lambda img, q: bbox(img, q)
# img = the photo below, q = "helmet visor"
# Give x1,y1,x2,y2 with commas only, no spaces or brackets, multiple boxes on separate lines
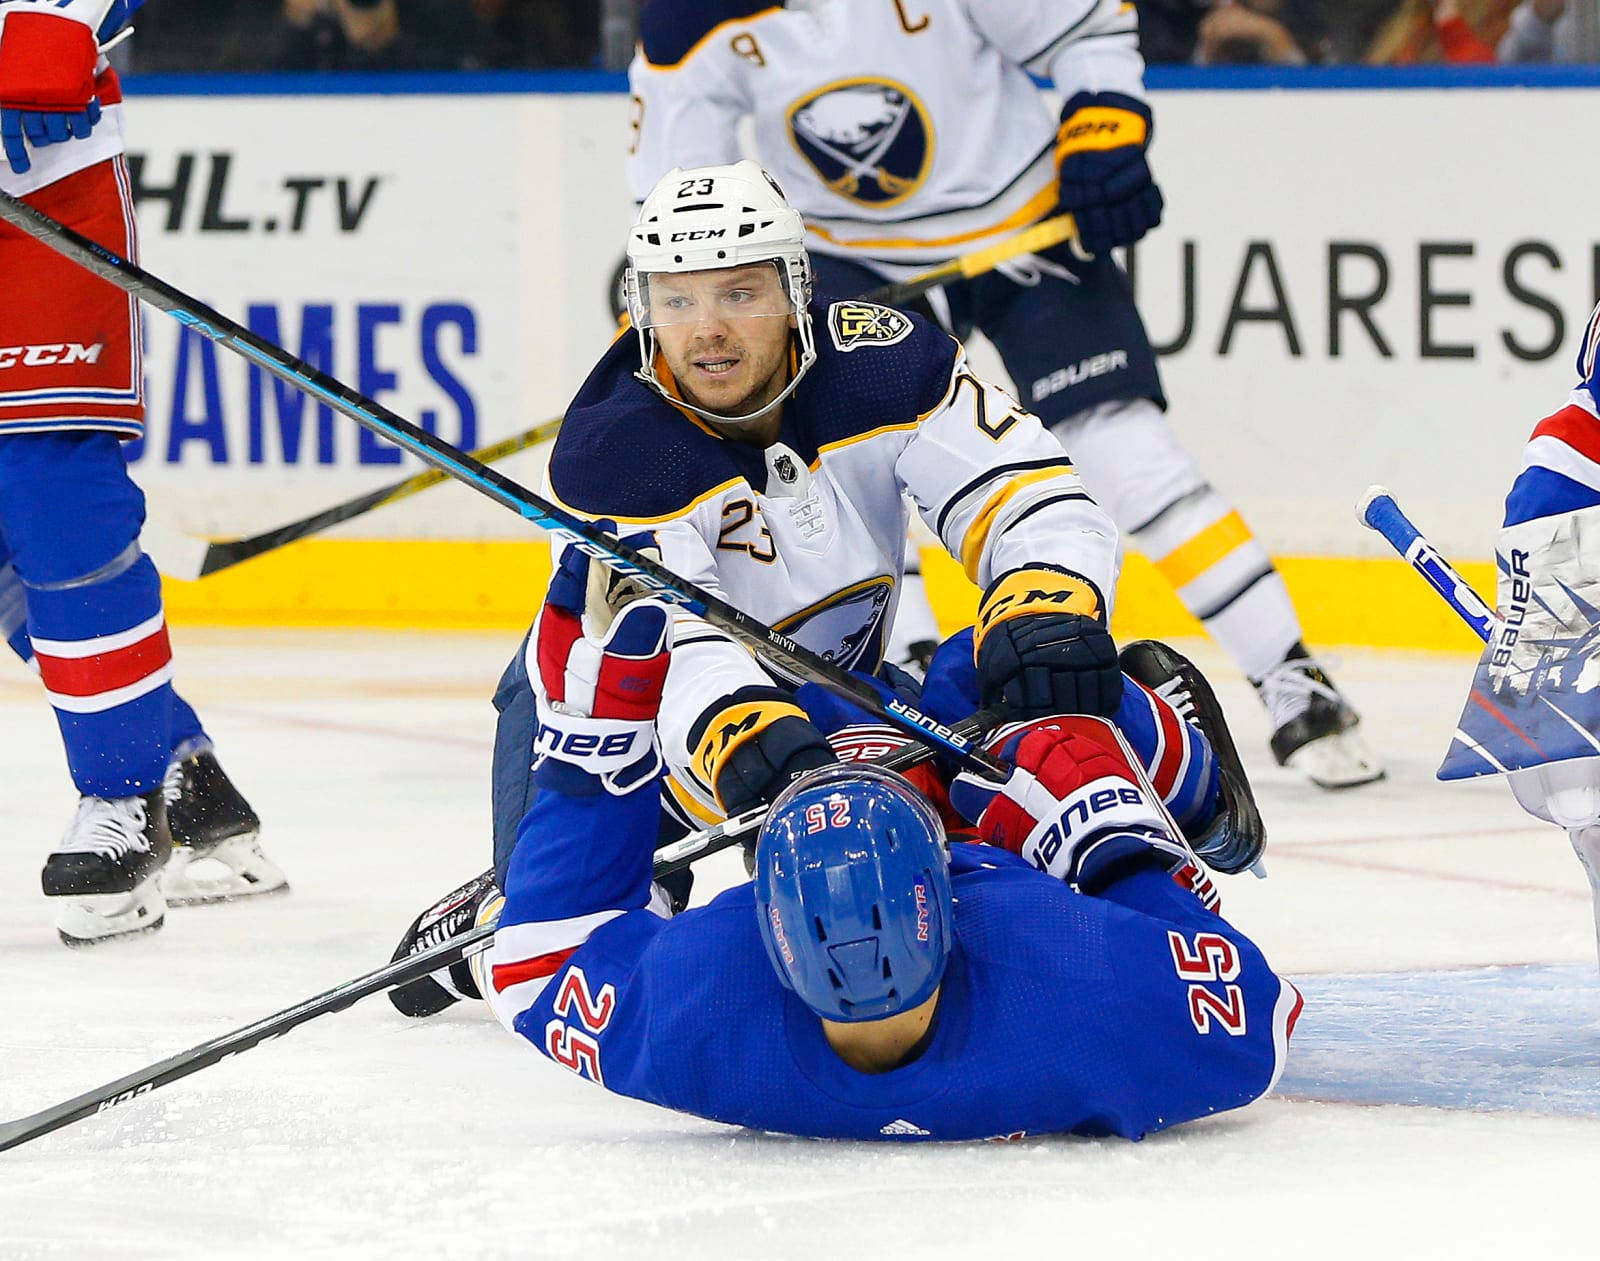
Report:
633,262,799,330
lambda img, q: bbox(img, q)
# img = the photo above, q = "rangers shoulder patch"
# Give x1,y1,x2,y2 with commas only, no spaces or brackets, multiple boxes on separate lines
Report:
828,301,913,353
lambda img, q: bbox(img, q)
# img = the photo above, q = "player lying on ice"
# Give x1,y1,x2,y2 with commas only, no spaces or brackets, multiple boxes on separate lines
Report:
432,544,1300,1142
479,159,1261,913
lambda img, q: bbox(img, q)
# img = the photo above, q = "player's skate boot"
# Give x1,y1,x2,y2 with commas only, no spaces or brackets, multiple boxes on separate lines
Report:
160,748,288,905
1252,643,1384,790
1119,639,1266,875
388,870,501,1018
41,791,173,946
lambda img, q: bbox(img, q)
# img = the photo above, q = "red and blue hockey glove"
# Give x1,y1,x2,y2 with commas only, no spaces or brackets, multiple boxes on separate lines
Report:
1055,90,1164,255
0,1,139,175
973,565,1120,720
531,524,672,797
951,715,1193,894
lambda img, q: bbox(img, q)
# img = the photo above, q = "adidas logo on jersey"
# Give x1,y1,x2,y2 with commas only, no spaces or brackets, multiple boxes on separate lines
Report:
879,1118,930,1136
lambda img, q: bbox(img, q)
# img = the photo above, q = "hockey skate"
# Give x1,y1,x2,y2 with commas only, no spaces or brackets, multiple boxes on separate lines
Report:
1252,643,1384,790
1119,639,1266,875
42,791,172,946
160,748,288,905
388,870,501,1018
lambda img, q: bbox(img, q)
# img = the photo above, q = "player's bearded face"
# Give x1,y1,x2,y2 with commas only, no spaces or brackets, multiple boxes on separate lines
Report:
645,264,796,419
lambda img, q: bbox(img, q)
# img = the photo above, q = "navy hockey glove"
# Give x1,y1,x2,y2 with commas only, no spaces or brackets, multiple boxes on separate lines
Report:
973,566,1120,720
531,528,672,797
1054,91,1164,255
953,716,1192,894
688,685,837,815
0,2,138,175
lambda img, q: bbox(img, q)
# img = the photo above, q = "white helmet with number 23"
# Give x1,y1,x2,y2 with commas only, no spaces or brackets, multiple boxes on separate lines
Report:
626,160,816,427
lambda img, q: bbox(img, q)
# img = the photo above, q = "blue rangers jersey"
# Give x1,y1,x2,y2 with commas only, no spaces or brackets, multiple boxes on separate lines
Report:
547,299,1118,823
481,758,1300,1142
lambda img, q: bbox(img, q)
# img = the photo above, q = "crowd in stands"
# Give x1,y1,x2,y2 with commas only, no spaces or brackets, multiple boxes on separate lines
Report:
1139,0,1599,65
114,0,1599,72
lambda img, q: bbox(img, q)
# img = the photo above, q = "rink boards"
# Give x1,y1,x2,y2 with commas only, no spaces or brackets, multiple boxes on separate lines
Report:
108,72,1599,644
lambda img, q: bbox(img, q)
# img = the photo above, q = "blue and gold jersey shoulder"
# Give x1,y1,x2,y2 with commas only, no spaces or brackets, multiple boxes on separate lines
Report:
638,0,786,67
551,335,744,522
786,297,959,462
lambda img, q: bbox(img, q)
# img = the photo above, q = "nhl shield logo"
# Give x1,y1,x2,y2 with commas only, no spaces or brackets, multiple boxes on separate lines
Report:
828,302,913,354
786,78,933,208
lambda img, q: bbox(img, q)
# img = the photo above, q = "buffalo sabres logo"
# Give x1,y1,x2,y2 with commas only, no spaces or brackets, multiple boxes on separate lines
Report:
786,78,933,208
775,577,895,672
829,302,913,354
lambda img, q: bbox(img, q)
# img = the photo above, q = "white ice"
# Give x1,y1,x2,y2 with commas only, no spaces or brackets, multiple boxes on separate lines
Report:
2,631,1597,1260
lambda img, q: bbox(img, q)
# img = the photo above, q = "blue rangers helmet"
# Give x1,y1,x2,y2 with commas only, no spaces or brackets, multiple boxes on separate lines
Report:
754,764,953,1023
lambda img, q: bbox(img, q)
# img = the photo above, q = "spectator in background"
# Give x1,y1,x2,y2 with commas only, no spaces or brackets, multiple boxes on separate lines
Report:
1136,1,1328,64
280,0,487,70
1364,1,1516,63
1499,0,1600,59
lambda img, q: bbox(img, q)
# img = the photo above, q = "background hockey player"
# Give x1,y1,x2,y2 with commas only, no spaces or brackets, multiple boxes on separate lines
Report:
467,541,1299,1141
1438,300,1600,967
627,0,1381,790
0,0,284,943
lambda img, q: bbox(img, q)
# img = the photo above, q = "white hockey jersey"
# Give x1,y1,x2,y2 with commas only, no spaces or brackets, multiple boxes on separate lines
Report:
627,0,1145,268
544,300,1119,821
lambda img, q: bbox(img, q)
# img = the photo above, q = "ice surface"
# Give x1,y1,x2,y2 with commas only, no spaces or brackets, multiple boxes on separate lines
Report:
2,631,1596,1259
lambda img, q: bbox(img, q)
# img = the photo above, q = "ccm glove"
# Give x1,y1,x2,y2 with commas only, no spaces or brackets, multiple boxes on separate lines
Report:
973,565,1120,720
1054,90,1164,255
531,527,672,797
0,1,139,175
688,685,836,815
953,715,1191,894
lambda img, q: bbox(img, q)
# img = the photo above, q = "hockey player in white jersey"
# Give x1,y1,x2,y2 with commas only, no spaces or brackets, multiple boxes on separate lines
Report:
392,159,1267,1019
626,0,1381,789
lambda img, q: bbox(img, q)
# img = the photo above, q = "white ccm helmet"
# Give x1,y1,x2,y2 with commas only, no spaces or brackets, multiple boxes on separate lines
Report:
626,160,817,428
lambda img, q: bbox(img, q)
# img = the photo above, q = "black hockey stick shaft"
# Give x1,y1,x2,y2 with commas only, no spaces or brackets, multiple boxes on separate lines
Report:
0,921,492,1154
170,215,1078,575
0,190,1004,777
0,711,996,1153
196,419,562,576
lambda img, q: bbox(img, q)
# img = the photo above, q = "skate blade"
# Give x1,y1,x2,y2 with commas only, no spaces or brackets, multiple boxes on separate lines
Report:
1284,728,1387,790
54,881,166,947
162,835,290,906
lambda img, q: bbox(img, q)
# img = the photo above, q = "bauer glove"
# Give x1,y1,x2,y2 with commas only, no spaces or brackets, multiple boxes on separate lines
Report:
530,525,672,797
1054,90,1164,255
952,715,1193,894
0,1,139,175
973,565,1120,720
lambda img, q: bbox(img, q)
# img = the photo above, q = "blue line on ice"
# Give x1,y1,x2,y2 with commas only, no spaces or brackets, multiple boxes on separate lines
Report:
1277,964,1600,1116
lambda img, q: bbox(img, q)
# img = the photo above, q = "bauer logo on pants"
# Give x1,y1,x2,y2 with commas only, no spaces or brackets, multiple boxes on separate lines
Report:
828,302,912,353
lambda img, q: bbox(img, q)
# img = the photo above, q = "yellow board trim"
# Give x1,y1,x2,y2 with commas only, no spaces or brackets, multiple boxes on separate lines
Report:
1152,511,1254,589
159,539,1495,653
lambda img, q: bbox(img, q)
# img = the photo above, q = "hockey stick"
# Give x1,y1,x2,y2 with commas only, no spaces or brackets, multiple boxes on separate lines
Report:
144,215,1079,580
0,710,995,1153
867,212,1078,308
144,419,564,581
1356,485,1496,643
0,190,1006,777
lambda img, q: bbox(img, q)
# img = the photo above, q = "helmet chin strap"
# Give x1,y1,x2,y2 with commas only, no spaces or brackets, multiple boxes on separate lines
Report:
635,326,818,433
